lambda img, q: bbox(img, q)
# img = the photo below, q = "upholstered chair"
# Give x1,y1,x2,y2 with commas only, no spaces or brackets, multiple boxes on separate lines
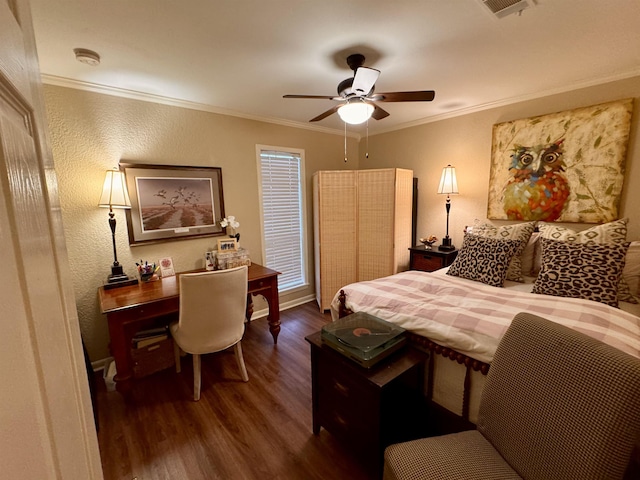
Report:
383,312,640,480
170,266,249,401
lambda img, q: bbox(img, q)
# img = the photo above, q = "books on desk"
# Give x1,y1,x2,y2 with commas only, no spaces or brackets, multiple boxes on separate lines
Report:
132,326,169,349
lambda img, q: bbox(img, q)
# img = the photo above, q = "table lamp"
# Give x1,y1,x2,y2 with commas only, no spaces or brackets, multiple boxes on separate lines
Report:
437,164,458,251
99,167,137,288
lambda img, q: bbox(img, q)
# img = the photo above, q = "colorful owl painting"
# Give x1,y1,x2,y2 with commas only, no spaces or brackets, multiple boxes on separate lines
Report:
503,138,570,222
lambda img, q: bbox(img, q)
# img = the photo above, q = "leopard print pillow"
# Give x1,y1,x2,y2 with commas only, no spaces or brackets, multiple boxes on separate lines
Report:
532,238,629,308
447,234,524,287
470,221,535,282
537,219,637,304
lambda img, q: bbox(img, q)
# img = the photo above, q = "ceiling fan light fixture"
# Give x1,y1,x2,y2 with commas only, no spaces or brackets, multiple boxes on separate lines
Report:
337,99,374,125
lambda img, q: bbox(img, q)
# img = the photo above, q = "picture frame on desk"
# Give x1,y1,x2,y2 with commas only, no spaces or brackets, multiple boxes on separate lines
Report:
159,257,175,277
120,162,227,245
217,238,238,252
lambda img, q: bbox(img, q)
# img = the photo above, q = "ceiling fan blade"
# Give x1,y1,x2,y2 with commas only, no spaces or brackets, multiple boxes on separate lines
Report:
352,67,380,96
370,91,435,102
283,94,341,100
371,103,390,120
309,105,340,122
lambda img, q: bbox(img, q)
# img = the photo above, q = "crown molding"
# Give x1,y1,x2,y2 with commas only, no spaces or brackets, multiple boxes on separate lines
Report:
371,68,640,136
41,74,361,140
42,67,640,141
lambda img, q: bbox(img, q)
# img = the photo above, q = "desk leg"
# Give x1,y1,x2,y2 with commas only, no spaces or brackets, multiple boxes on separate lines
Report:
265,281,280,344
107,315,135,401
246,293,254,322
247,284,280,344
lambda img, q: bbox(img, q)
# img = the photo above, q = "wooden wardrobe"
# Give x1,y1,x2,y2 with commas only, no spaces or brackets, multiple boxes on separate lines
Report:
313,168,414,311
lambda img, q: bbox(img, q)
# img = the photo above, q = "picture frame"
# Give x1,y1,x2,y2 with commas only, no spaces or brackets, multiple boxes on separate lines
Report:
217,238,238,252
120,163,226,245
487,99,633,224
158,257,175,277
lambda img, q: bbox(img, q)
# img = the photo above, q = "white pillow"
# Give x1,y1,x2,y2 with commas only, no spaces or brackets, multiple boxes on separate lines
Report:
622,241,640,296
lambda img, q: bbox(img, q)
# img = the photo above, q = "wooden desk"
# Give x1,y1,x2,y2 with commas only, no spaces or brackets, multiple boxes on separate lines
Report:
98,263,280,397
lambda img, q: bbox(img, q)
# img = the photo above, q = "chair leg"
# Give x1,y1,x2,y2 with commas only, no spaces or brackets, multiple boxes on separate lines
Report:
234,341,249,382
173,340,182,373
192,354,201,401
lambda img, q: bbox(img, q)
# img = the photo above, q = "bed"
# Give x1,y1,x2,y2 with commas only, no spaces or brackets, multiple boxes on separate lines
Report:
330,220,640,427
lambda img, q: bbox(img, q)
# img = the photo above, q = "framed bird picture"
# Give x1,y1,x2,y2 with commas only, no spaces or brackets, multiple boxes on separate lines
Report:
487,98,633,224
120,163,227,245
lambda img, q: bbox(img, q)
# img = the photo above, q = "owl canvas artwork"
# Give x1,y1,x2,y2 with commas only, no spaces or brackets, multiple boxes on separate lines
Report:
503,138,570,222
487,99,633,223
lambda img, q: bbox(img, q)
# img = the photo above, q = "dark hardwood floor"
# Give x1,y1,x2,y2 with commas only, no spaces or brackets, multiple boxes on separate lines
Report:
96,301,377,480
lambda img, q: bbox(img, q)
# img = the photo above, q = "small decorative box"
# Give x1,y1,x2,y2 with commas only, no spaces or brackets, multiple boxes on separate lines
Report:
216,247,251,270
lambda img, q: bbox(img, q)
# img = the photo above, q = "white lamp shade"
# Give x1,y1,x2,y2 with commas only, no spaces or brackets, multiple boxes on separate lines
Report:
337,100,374,125
99,169,131,208
437,165,459,195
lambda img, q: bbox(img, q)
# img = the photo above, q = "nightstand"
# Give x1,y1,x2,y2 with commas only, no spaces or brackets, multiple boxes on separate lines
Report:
409,246,458,272
306,331,428,476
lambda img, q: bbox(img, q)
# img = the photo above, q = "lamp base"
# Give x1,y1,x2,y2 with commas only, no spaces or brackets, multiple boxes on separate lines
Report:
104,276,139,290
108,272,130,283
105,264,138,289
439,236,456,251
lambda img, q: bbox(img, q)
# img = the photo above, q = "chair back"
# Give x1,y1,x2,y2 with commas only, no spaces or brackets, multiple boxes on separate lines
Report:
176,266,248,354
477,312,640,480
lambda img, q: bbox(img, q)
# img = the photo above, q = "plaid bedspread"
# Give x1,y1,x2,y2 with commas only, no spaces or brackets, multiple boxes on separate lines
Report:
330,270,640,363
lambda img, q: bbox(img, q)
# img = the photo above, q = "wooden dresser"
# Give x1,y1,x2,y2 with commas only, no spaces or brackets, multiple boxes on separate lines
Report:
306,331,427,475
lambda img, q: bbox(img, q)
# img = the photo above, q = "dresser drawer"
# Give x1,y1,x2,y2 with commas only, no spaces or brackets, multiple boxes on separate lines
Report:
412,253,444,272
317,373,378,452
316,351,380,443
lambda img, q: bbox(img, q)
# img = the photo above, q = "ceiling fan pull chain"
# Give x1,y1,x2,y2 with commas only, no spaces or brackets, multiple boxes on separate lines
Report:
344,121,348,162
366,118,369,159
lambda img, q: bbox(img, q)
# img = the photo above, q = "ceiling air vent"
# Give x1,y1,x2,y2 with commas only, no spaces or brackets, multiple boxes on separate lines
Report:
480,0,534,19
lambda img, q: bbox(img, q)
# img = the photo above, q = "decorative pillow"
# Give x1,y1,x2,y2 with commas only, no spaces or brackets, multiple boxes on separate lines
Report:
537,219,637,304
520,231,539,277
538,218,628,244
469,222,536,282
622,241,640,298
447,234,524,287
532,238,629,308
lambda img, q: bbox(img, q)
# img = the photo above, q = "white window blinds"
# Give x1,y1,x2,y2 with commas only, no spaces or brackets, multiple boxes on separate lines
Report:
258,149,306,291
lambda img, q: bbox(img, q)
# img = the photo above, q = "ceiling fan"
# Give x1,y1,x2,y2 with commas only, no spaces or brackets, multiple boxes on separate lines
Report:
283,53,435,124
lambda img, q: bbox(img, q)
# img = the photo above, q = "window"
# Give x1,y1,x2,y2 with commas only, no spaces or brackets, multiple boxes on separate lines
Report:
257,146,307,292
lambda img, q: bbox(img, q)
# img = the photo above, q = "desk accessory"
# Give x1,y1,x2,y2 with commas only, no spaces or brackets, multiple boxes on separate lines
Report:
159,257,175,277
99,167,138,289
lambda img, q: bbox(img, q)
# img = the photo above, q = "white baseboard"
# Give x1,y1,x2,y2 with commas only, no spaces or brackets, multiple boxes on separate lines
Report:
91,356,113,373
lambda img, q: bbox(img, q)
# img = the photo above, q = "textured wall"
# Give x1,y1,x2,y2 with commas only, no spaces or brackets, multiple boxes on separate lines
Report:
43,85,358,361
360,76,640,245
44,76,640,362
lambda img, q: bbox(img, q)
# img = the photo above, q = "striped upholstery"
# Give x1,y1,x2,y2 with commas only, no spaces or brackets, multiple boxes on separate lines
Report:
384,312,640,480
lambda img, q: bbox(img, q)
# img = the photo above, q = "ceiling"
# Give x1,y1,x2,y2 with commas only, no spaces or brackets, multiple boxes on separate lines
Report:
29,0,640,136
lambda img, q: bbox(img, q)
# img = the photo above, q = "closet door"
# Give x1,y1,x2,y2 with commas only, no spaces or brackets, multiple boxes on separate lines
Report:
357,168,413,281
313,170,357,311
357,169,396,281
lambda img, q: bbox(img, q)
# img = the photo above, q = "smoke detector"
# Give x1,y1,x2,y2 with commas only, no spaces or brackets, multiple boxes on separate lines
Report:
74,48,100,66
479,0,535,19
